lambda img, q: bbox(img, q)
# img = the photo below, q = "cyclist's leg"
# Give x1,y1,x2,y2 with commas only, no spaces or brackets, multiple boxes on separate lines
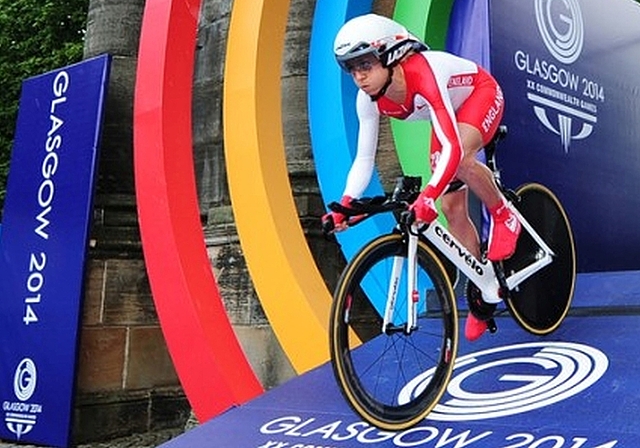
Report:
456,86,520,261
441,188,480,258
430,130,481,259
456,123,502,212
435,120,501,259
438,125,501,341
454,80,504,212
439,173,495,341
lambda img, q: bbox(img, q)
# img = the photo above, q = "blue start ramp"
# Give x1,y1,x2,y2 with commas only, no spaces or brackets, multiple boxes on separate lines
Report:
160,272,640,448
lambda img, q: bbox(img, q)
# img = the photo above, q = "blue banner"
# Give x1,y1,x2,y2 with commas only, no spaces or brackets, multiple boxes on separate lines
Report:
0,54,110,447
489,0,640,272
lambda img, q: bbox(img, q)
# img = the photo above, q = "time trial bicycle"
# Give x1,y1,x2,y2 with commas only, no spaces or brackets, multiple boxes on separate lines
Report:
322,125,576,431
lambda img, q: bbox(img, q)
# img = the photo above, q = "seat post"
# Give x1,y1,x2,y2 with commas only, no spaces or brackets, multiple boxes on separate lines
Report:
485,124,507,185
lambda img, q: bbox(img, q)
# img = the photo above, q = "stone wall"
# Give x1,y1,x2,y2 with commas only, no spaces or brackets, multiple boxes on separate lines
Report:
71,0,400,443
73,0,190,442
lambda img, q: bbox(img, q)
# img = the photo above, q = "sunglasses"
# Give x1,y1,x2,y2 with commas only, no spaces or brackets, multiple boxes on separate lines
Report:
345,57,379,74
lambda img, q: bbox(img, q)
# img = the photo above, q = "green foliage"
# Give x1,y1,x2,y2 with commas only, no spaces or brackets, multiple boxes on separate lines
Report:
0,0,87,214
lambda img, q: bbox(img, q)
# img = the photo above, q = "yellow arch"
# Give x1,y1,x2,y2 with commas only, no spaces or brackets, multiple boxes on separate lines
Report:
223,0,331,372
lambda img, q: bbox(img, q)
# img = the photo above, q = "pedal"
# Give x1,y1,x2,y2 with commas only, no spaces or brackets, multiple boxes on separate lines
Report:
487,318,498,334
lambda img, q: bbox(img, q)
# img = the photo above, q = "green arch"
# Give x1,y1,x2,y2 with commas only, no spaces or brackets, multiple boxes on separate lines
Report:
392,0,454,185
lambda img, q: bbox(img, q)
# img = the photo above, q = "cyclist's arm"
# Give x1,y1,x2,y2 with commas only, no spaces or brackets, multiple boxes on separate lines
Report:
342,90,380,199
411,55,464,200
427,100,463,199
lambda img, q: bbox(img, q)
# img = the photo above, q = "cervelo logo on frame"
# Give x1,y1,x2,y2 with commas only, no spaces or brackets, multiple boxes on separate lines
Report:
516,0,603,152
398,342,608,421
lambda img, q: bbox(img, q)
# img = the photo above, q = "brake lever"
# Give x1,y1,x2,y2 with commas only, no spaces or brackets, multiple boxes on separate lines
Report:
400,210,415,226
400,209,428,235
321,213,335,235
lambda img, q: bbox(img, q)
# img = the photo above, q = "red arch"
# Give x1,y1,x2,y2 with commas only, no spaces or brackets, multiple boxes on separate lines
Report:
133,0,263,421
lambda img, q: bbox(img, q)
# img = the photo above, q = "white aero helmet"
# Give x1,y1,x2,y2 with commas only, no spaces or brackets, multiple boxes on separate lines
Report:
333,13,428,71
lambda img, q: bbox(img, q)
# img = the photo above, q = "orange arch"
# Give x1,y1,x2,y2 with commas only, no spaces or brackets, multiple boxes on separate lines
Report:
223,0,332,373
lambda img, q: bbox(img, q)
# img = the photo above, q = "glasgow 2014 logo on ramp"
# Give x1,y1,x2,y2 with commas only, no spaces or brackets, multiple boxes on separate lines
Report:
398,342,608,421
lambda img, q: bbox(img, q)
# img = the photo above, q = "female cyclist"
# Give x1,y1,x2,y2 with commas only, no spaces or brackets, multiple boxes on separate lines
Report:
325,13,521,341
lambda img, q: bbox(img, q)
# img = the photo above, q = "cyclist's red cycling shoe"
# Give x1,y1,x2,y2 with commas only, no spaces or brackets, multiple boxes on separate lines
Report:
465,313,488,341
487,205,521,261
465,284,497,341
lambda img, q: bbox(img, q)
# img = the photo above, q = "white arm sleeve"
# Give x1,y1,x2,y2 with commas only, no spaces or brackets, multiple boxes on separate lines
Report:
343,90,380,199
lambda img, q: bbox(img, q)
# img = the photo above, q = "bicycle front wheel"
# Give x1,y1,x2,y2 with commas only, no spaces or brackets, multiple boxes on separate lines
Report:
329,233,458,430
504,183,576,335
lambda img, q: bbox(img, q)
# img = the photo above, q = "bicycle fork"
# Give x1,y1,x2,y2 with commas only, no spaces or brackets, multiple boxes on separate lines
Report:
382,225,420,335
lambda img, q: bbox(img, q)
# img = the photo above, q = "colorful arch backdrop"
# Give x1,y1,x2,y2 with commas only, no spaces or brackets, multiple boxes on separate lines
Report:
225,0,456,374
133,0,470,423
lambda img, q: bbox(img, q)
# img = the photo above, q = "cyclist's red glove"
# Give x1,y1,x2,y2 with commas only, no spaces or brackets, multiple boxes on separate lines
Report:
410,187,438,223
323,195,353,231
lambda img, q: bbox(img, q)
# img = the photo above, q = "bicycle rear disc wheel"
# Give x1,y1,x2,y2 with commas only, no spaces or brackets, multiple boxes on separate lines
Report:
329,233,458,430
503,183,576,335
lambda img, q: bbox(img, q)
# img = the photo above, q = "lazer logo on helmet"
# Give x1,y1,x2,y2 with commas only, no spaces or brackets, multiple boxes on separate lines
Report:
384,42,414,67
435,225,486,275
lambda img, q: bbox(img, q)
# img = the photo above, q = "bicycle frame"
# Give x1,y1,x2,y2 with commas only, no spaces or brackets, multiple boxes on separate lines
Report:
425,202,555,303
381,201,556,333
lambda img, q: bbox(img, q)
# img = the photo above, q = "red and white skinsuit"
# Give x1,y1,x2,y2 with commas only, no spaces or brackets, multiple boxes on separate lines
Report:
342,50,504,202
336,50,517,342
